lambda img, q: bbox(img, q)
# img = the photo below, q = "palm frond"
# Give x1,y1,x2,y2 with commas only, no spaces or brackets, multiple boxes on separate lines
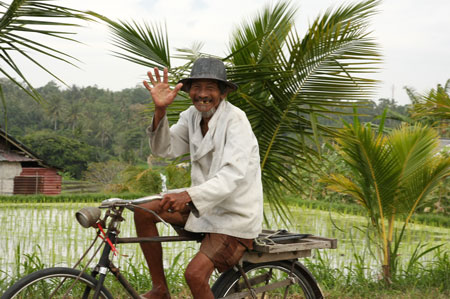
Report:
224,0,381,208
335,122,399,217
389,124,438,181
390,125,450,216
402,156,450,224
0,0,92,101
89,12,170,70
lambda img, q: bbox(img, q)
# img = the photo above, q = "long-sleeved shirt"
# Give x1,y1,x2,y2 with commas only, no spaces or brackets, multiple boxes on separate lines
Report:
148,100,263,239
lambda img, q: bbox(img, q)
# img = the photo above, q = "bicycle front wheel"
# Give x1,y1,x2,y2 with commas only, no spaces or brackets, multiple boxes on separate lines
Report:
211,260,323,299
1,267,113,299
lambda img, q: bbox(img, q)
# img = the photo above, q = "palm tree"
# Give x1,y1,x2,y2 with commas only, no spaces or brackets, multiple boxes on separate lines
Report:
405,79,450,137
0,0,91,103
91,0,382,215
43,94,63,130
322,121,450,282
65,100,83,132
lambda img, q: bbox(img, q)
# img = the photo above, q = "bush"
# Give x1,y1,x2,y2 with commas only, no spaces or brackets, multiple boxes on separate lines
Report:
165,164,191,190
21,130,98,179
83,161,129,186
118,166,163,194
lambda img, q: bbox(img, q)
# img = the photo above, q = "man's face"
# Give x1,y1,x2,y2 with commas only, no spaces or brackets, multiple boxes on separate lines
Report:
189,79,224,116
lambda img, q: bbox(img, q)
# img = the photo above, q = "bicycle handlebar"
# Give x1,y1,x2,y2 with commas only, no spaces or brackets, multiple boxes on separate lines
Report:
100,194,163,207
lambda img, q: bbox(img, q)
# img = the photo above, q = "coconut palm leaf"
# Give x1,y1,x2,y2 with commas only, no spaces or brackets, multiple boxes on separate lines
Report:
0,0,91,102
411,80,450,119
324,121,399,227
377,124,439,238
406,80,450,136
225,0,381,211
88,11,171,70
323,121,450,281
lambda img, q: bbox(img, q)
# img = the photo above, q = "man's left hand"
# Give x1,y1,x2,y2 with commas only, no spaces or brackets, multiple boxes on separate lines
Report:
160,191,192,213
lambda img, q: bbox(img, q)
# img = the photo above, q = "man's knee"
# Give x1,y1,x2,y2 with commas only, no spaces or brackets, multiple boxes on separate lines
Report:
134,200,161,224
185,253,214,287
184,266,201,286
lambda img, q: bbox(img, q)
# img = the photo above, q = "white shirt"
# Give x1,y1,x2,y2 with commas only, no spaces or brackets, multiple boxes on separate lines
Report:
148,100,263,239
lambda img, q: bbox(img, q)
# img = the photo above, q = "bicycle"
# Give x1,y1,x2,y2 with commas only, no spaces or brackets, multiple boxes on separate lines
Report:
1,195,337,298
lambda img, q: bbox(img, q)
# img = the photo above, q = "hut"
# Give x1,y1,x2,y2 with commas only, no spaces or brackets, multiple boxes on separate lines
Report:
0,128,61,195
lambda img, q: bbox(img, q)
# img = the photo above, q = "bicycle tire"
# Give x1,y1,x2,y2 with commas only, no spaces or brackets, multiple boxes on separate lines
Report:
1,267,113,299
211,260,323,299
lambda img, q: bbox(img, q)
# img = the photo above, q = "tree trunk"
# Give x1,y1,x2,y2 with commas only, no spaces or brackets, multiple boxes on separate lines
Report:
382,265,392,284
382,241,392,284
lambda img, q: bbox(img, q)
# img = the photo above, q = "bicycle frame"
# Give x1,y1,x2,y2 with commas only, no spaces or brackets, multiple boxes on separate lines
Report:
77,198,201,299
71,196,331,299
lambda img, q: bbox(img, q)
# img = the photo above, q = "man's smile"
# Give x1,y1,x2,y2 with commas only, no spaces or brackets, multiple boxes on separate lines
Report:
193,98,213,104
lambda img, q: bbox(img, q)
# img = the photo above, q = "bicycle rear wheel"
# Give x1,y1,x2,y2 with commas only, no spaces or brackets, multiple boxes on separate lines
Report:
211,260,323,299
1,267,113,299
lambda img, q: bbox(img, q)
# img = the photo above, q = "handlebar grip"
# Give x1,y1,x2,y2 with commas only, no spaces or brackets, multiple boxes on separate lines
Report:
101,194,164,207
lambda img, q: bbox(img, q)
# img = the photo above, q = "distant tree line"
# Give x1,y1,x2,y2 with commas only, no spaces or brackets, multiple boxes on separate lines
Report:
1,79,152,178
0,78,411,179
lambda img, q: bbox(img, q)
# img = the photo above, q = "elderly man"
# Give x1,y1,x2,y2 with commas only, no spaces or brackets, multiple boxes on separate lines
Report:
135,57,263,299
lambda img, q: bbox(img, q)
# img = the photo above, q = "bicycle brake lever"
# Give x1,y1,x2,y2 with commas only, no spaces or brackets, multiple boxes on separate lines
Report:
132,205,170,227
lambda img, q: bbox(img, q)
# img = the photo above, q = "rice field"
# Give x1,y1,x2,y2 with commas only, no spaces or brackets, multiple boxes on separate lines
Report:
0,202,448,282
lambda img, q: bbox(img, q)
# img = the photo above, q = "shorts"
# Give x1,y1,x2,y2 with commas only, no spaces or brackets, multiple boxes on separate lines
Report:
200,233,253,273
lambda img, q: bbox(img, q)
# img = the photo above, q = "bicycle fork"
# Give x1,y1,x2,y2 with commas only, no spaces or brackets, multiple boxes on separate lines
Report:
83,231,114,299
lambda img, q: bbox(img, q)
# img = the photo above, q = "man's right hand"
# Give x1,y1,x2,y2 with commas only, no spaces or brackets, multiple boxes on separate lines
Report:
144,67,183,130
143,67,183,109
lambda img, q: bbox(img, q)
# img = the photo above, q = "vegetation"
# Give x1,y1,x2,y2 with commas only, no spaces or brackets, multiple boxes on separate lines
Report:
0,79,153,178
322,121,450,282
21,130,98,178
0,0,91,105
405,79,450,137
0,192,146,203
1,227,448,298
306,249,449,298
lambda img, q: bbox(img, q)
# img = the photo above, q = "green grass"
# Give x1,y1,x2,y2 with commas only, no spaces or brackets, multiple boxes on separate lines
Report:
0,193,147,203
1,246,448,298
304,248,449,298
283,195,450,228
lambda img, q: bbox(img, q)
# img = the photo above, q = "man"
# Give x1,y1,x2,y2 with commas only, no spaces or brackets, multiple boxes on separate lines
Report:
135,57,263,299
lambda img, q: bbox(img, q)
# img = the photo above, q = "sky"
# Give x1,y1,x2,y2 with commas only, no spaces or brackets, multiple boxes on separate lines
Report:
7,0,450,105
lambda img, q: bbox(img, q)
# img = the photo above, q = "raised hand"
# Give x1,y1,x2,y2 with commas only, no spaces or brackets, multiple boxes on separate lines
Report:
143,67,183,109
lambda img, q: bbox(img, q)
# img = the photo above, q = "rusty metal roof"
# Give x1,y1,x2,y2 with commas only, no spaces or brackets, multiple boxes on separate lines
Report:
0,128,55,168
0,150,38,162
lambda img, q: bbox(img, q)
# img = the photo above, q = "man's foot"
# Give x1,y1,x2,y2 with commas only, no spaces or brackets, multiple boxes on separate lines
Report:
140,288,171,299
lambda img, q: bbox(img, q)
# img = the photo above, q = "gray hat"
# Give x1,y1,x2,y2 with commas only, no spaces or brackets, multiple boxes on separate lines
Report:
178,57,238,93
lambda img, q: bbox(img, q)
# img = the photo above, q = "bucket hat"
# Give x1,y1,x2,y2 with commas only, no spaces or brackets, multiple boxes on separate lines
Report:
178,57,238,92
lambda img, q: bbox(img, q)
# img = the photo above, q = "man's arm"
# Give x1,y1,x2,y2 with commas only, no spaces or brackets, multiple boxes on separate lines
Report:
152,107,167,132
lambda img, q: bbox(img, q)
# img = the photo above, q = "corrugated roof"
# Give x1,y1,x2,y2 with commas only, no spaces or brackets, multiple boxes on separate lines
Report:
0,150,37,162
0,128,58,169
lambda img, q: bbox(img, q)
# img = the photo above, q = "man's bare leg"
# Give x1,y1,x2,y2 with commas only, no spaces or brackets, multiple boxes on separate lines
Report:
134,200,187,299
184,252,215,299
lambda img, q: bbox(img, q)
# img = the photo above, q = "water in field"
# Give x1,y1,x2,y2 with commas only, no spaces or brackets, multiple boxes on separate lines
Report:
0,202,448,280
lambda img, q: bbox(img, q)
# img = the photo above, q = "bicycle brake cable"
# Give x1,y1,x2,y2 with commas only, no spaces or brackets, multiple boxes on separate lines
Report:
97,222,118,256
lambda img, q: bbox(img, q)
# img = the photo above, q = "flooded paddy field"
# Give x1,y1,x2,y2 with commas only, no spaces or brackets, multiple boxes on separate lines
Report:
0,202,448,278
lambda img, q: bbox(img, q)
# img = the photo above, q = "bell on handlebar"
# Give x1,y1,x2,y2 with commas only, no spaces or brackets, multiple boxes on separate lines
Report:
76,207,101,228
